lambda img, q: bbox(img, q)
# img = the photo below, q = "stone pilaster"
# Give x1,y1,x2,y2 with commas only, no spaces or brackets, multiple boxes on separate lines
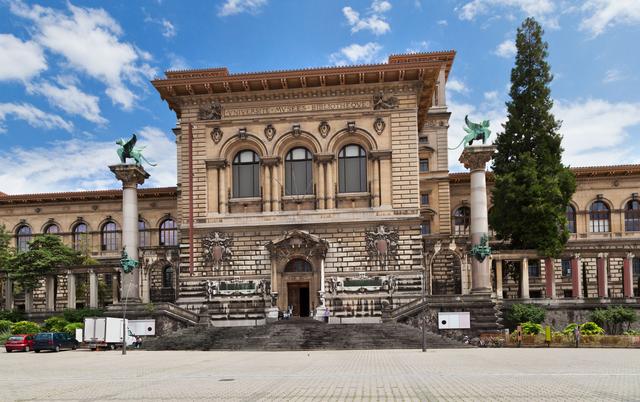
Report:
544,257,556,299
623,252,635,298
67,271,76,309
495,259,503,299
571,254,582,299
521,257,530,299
89,270,98,308
597,253,609,298
45,275,56,311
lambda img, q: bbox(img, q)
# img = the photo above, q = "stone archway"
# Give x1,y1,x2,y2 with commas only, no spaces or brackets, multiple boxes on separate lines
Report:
428,242,463,295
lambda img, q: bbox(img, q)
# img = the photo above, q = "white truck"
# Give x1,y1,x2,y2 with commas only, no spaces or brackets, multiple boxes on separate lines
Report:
83,317,135,350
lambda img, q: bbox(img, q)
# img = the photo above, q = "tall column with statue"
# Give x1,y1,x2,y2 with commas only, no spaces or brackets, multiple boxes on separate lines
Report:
109,134,154,302
454,116,496,294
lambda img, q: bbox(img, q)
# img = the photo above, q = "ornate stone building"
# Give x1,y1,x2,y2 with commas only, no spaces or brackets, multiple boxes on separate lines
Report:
1,51,639,331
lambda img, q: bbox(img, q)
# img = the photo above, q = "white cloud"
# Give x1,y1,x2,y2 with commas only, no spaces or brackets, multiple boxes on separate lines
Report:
161,19,176,38
0,102,73,133
602,68,625,83
26,77,107,125
405,40,430,53
168,53,190,71
329,42,382,66
218,0,268,17
447,78,469,95
484,91,499,101
0,126,176,194
457,0,558,28
554,98,640,166
342,1,392,36
580,0,640,37
437,19,448,26
9,1,156,110
0,34,47,81
494,39,516,58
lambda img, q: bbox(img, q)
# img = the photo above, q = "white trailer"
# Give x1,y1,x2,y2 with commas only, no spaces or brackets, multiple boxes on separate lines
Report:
83,317,135,350
128,319,156,336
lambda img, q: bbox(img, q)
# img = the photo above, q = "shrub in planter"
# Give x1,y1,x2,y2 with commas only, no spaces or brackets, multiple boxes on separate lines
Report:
0,319,12,332
579,321,605,335
10,321,41,334
506,304,545,328
63,322,84,334
591,306,637,335
623,329,640,336
562,323,579,335
44,316,69,332
521,321,543,335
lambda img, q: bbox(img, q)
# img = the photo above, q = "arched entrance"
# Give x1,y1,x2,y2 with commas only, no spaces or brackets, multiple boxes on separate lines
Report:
284,259,312,317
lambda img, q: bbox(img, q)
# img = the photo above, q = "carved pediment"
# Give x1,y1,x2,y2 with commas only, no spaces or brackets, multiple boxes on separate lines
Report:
265,230,328,260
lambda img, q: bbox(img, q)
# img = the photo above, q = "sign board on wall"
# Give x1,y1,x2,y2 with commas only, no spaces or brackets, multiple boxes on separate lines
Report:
438,312,471,329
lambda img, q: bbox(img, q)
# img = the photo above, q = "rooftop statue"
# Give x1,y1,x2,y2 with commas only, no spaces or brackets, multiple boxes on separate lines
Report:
116,134,157,166
449,115,491,150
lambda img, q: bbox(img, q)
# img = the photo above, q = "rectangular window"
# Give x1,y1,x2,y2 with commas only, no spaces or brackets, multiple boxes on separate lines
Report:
419,136,429,144
561,259,572,277
633,257,640,276
420,222,431,235
419,159,429,172
421,193,429,205
563,289,573,298
528,260,541,277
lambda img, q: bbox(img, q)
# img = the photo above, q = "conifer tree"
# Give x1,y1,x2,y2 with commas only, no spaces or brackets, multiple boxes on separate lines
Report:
489,17,576,257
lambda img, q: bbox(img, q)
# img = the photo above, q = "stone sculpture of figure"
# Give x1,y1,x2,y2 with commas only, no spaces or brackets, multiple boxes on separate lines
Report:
120,249,139,274
448,115,491,150
373,91,399,110
116,134,157,166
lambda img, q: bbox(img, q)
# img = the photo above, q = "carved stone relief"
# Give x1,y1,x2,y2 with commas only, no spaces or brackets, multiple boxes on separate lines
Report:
202,231,233,269
266,230,328,261
210,127,223,144
373,117,385,135
264,124,276,141
198,100,223,120
292,124,302,138
373,91,398,110
365,225,399,268
318,121,330,138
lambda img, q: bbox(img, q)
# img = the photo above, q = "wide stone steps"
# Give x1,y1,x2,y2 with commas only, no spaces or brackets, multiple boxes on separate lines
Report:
146,319,470,351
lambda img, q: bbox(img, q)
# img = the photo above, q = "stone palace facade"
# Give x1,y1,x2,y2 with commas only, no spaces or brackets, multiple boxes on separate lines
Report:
1,51,639,330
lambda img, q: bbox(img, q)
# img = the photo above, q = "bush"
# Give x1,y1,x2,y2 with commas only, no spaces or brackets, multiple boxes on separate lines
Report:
44,316,69,332
562,323,579,335
506,304,545,327
580,321,605,335
0,330,12,344
63,322,84,334
62,308,103,323
0,319,13,332
623,329,640,336
591,307,637,335
0,310,24,322
521,321,543,335
10,321,41,334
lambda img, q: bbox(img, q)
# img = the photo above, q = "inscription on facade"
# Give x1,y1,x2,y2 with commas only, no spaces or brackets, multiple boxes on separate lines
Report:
222,99,372,118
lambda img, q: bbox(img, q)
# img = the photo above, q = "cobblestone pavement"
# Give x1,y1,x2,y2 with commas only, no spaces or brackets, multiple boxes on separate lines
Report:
1,348,639,401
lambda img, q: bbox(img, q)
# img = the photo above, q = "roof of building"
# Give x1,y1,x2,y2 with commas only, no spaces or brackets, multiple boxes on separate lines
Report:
0,186,177,205
448,164,640,183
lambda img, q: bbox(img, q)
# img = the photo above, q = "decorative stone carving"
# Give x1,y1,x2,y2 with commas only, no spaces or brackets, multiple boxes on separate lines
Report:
318,121,330,137
202,232,233,269
205,279,218,301
237,127,248,140
210,127,223,144
292,124,301,138
373,117,385,135
198,100,223,120
365,225,399,268
264,124,276,141
347,121,356,134
458,145,497,171
373,91,398,110
266,229,328,261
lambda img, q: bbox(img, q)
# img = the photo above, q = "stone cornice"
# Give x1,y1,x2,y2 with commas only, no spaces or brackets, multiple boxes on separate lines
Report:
314,153,335,163
449,164,640,183
261,156,281,166
369,149,392,160
205,158,228,169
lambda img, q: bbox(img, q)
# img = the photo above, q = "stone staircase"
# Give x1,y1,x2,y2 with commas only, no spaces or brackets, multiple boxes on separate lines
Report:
146,319,469,350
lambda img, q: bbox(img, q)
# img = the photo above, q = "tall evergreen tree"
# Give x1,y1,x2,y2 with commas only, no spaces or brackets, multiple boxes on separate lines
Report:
489,17,576,257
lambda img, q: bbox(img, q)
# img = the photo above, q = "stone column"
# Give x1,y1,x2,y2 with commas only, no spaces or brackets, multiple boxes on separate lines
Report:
521,257,530,299
571,254,582,299
317,162,325,209
623,252,634,298
3,278,13,310
597,253,608,298
141,265,151,304
67,271,76,309
219,166,227,214
24,289,33,313
45,275,56,311
110,164,149,303
209,167,219,213
112,273,120,304
376,151,392,207
544,257,556,299
272,163,281,212
495,259,503,299
372,159,380,207
459,145,496,294
264,164,272,212
89,270,98,308
326,161,334,209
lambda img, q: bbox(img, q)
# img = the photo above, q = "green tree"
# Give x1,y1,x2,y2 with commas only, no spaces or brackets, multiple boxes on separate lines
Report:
6,235,83,292
0,224,13,272
489,17,576,257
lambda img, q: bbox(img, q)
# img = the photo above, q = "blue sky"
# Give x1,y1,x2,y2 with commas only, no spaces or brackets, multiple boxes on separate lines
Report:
0,0,639,194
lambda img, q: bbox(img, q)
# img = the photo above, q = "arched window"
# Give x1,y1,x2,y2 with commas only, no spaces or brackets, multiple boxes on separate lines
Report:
566,205,577,233
101,221,119,251
232,150,260,198
338,144,367,193
284,259,313,273
453,206,471,235
138,219,150,247
44,223,60,234
285,147,313,195
590,201,610,233
16,225,32,252
159,219,177,246
624,200,640,232
72,223,88,251
162,265,174,288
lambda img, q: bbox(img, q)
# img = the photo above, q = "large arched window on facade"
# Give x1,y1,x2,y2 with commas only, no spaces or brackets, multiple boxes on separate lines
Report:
566,205,577,233
338,144,367,193
624,200,640,232
16,225,32,252
285,147,313,195
453,206,471,236
101,221,119,251
162,265,174,288
590,201,610,232
44,223,60,234
232,150,260,198
284,258,313,273
139,219,150,247
72,223,88,251
159,218,177,246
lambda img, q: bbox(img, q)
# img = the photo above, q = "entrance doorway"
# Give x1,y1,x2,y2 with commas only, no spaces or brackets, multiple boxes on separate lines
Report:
287,282,310,317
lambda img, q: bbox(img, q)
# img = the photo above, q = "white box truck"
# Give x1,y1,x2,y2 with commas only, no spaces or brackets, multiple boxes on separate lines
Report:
128,319,156,336
83,317,135,350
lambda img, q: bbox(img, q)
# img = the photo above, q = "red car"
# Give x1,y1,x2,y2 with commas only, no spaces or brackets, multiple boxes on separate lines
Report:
4,334,35,352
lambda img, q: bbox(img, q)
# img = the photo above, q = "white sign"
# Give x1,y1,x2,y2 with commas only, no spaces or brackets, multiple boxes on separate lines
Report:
438,312,471,329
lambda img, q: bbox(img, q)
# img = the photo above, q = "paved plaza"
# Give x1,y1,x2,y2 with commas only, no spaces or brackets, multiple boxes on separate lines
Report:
1,348,639,401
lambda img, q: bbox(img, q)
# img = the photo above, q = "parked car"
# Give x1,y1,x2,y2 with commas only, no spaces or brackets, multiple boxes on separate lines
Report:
33,332,78,353
4,334,35,352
